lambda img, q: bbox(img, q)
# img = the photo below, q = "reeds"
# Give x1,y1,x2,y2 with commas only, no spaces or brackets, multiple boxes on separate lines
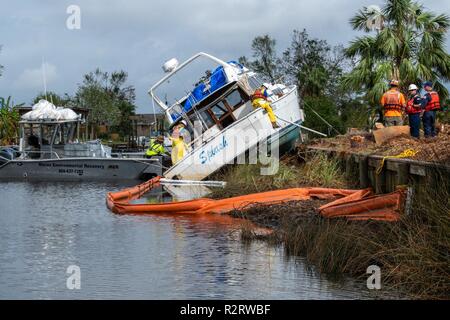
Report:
211,152,346,199
234,180,449,299
215,154,449,299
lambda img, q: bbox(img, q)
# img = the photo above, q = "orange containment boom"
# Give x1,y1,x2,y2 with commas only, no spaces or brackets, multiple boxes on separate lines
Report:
106,176,406,221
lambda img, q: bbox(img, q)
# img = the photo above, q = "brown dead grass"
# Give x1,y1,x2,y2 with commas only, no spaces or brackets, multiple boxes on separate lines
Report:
310,124,450,164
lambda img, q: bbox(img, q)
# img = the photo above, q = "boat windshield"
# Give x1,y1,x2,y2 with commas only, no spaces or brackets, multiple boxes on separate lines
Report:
153,58,225,120
20,120,81,158
151,54,244,123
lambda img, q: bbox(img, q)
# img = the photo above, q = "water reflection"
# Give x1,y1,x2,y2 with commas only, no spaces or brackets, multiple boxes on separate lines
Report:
129,184,217,204
0,181,379,299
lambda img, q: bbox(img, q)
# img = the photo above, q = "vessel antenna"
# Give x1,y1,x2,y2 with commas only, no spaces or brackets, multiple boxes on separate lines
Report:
42,56,48,101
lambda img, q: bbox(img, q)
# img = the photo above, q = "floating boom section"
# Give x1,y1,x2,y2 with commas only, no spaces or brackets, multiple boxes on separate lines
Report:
106,177,406,221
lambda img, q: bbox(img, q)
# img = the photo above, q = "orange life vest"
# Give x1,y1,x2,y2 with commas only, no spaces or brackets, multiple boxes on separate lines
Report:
383,90,402,112
425,91,441,111
251,88,267,101
406,95,422,114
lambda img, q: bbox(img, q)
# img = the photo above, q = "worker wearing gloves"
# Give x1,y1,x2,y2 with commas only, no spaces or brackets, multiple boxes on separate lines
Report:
421,81,441,138
380,79,406,126
405,84,422,138
145,136,166,158
251,83,280,129
170,120,190,164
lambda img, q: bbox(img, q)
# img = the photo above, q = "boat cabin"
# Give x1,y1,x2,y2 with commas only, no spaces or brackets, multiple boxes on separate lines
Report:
20,119,82,159
149,53,285,149
19,118,111,160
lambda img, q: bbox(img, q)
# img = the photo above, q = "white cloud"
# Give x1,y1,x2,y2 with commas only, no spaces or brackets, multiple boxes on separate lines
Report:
13,62,58,90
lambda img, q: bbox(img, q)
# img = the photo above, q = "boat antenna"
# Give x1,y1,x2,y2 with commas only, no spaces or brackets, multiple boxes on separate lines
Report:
151,95,158,136
42,56,48,101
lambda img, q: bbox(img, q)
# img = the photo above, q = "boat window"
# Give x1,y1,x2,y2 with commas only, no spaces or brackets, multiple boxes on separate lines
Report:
226,89,246,109
210,102,228,120
220,115,234,129
200,110,216,129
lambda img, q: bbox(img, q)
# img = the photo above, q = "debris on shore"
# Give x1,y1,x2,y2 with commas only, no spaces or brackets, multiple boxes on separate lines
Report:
309,124,450,164
229,198,335,229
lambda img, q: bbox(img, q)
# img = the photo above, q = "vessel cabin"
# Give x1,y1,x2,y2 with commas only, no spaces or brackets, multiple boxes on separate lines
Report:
19,119,110,159
149,53,287,150
19,119,81,159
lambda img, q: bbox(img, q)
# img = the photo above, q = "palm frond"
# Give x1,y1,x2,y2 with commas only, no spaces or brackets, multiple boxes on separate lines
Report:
345,36,377,58
350,8,371,31
431,14,450,30
431,80,449,101
378,28,399,56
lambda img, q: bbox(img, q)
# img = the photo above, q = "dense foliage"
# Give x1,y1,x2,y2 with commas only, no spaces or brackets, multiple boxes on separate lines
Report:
0,96,22,145
239,0,449,133
73,69,136,138
33,91,72,106
343,0,450,105
240,30,367,133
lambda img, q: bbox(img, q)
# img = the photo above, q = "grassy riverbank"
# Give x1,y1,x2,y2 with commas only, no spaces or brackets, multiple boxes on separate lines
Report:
213,152,450,299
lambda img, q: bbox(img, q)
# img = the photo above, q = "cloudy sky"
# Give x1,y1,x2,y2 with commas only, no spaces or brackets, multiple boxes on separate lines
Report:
0,0,448,113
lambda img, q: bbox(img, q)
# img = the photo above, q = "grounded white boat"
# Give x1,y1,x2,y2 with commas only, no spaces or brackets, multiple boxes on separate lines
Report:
0,100,162,181
149,52,306,180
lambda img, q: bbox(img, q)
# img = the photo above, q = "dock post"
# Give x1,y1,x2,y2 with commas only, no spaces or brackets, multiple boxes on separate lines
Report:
368,158,385,194
397,162,409,186
359,155,369,188
345,153,352,180
386,161,410,191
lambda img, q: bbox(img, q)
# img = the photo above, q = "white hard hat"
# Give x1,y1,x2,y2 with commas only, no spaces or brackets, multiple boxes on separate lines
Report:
408,84,418,91
262,83,271,88
179,120,187,126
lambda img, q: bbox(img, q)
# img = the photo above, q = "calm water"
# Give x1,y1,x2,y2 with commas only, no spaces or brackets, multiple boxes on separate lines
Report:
0,181,378,299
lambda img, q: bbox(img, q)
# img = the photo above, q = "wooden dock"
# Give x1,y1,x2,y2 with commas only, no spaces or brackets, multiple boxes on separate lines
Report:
307,146,450,193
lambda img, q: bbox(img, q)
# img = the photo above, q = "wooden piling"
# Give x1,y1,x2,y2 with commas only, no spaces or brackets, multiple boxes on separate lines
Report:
306,146,450,194
358,155,369,188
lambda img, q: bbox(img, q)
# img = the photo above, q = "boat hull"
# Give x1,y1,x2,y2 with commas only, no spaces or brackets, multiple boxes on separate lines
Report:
0,158,162,181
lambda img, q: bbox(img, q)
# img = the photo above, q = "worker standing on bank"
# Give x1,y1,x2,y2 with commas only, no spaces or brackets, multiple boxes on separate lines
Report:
380,80,406,126
145,135,166,158
170,120,190,164
421,81,441,138
251,83,280,129
405,84,422,139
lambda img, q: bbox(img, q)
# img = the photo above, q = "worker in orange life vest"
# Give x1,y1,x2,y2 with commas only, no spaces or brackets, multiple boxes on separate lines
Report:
421,81,441,138
405,84,422,138
251,83,280,129
380,79,406,127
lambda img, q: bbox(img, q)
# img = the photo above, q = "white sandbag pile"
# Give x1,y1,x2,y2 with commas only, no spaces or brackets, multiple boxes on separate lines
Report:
21,100,80,121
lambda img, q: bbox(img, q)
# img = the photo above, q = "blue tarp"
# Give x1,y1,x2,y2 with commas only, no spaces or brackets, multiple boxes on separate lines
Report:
172,61,242,121
209,66,227,92
182,66,228,113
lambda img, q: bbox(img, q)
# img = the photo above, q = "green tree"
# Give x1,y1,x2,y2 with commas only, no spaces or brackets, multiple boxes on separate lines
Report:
73,69,136,139
281,30,362,133
343,0,450,106
107,71,136,137
302,96,345,135
239,35,281,82
0,96,23,145
281,29,352,99
241,30,367,134
32,91,72,106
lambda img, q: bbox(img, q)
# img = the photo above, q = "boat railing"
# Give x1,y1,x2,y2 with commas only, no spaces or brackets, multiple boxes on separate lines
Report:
111,152,146,159
20,150,61,160
0,155,11,167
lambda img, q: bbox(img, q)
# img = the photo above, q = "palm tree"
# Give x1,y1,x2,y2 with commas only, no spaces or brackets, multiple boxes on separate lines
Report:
343,0,450,106
0,96,22,145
